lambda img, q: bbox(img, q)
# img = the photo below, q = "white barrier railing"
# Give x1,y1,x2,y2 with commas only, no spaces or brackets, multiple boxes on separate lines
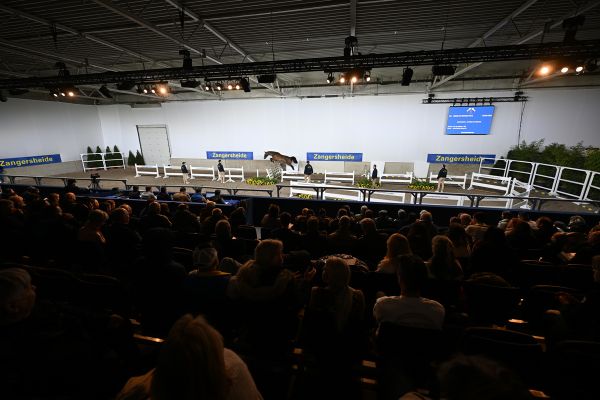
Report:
80,152,126,172
190,166,216,181
506,159,536,185
554,166,591,200
421,193,465,207
281,170,306,182
506,179,532,209
324,171,355,185
134,164,160,178
531,163,560,194
289,181,319,198
469,172,512,195
380,172,413,184
163,165,187,179
583,171,600,202
478,157,508,176
369,191,406,204
226,167,245,182
322,184,362,201
428,172,467,189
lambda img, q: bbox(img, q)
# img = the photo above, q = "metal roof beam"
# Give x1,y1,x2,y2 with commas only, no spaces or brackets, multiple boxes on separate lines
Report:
2,40,598,89
350,0,357,37
431,0,600,89
0,3,167,68
91,0,221,64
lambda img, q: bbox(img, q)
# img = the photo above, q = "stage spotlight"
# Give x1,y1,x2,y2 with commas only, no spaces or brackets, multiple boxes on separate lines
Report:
561,67,569,73
351,75,358,83
339,74,346,84
401,67,413,86
227,83,233,90
576,65,584,73
326,73,334,84
143,87,149,94
538,65,552,75
216,83,222,91
99,85,112,98
235,83,240,90
239,77,251,92
204,82,211,91
60,90,66,97
150,88,156,94
364,71,371,82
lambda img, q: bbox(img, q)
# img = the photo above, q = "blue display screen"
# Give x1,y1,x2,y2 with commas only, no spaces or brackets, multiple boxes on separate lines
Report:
446,106,495,135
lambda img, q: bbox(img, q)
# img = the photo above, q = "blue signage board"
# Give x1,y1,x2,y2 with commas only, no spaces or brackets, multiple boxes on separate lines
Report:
0,153,62,169
427,154,496,164
307,152,363,162
206,151,253,160
446,106,495,135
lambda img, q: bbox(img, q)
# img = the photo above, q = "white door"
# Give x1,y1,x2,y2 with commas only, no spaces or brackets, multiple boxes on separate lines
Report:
137,125,171,166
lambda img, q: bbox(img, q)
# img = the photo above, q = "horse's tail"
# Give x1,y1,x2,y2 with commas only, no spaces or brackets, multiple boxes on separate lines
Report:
291,156,298,164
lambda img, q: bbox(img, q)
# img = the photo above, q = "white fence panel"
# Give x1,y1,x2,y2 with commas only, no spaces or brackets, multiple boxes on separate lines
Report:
380,172,413,184
163,165,186,179
469,173,512,195
135,164,160,178
324,171,355,185
226,167,245,182
190,166,216,181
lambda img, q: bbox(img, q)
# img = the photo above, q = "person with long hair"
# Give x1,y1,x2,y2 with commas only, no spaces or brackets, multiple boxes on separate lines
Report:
376,233,412,274
117,315,262,400
426,235,463,281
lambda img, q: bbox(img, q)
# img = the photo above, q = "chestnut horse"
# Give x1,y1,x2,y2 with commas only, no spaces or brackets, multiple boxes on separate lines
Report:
264,151,298,170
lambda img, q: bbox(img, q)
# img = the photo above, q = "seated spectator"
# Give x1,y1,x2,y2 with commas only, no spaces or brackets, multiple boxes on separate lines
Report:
203,207,227,235
355,205,369,221
65,178,80,193
470,226,518,277
309,257,365,334
459,213,472,227
160,202,171,219
465,212,489,244
571,231,600,265
172,187,191,202
292,214,308,233
212,220,244,260
208,189,226,205
418,211,439,238
355,218,388,269
132,228,186,336
200,201,216,222
105,207,141,271
301,216,328,258
317,208,332,232
426,235,463,281
374,254,445,330
518,211,537,229
271,212,300,252
191,187,206,203
505,217,539,254
327,215,358,255
534,216,557,246
156,186,171,201
261,203,282,229
117,315,262,400
497,211,512,231
140,186,156,200
447,223,471,259
395,209,410,229
407,221,433,260
0,268,135,398
77,209,108,245
400,355,531,400
128,185,141,199
172,203,201,233
375,209,394,230
139,201,172,232
229,206,247,235
377,233,412,274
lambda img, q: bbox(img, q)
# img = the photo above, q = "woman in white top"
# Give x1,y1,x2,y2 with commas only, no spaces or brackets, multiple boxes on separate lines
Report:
117,315,262,400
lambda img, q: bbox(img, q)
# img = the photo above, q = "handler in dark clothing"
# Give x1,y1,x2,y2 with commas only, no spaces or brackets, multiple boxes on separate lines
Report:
436,164,448,192
304,161,314,183
371,164,378,182
181,161,189,184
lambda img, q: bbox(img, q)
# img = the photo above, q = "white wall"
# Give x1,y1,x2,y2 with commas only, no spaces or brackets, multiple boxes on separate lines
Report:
2,87,599,167
100,87,600,164
0,98,104,161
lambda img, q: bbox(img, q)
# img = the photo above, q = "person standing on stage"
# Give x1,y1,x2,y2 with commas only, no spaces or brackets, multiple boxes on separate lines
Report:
303,161,314,183
371,164,378,183
181,161,190,184
436,164,448,192
217,159,226,183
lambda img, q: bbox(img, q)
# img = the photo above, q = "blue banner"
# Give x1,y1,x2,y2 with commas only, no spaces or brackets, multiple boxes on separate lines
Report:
307,152,363,162
206,151,253,160
446,106,495,135
0,153,62,169
427,154,496,164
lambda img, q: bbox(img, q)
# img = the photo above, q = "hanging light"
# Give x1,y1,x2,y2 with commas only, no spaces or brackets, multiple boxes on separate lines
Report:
326,72,334,84
339,74,346,84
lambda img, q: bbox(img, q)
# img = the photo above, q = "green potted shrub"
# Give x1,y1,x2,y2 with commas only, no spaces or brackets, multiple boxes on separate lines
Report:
408,178,435,191
127,150,136,166
247,176,279,186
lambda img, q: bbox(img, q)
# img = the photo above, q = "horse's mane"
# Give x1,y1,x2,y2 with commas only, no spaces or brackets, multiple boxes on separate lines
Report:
290,156,298,163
